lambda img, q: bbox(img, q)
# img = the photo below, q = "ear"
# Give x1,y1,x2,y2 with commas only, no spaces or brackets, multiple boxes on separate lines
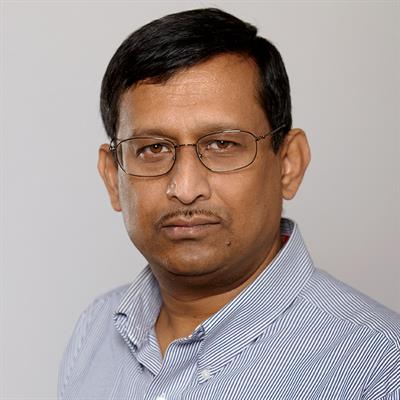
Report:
280,129,311,200
98,144,122,212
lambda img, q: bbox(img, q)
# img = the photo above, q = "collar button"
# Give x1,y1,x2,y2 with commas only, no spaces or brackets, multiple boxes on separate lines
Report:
201,368,211,381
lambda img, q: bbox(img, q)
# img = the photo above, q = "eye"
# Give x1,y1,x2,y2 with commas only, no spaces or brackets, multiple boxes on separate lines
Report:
207,140,237,150
137,142,171,156
147,143,168,153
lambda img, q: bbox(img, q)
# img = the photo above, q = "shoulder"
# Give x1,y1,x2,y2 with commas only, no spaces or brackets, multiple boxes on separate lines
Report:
301,268,400,347
58,283,130,398
67,264,155,332
63,281,135,344
299,269,400,397
68,283,131,337
80,284,130,322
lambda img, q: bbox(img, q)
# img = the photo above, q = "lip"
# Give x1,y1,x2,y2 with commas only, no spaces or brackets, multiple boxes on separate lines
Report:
161,216,221,240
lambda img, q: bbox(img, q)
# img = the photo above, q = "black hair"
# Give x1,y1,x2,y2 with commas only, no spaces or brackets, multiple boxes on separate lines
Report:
100,8,292,153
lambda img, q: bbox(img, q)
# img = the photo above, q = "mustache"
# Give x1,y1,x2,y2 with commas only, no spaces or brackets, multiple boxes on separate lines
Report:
155,208,224,230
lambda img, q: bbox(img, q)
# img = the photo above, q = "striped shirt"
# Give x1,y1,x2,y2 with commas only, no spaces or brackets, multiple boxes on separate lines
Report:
58,219,400,399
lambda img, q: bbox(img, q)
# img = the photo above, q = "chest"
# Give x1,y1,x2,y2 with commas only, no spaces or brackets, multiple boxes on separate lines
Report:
63,324,377,400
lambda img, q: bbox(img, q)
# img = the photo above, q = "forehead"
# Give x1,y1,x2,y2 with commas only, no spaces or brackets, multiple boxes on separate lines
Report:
118,53,268,139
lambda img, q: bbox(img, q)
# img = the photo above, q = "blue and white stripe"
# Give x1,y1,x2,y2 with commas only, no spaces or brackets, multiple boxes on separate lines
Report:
58,218,400,399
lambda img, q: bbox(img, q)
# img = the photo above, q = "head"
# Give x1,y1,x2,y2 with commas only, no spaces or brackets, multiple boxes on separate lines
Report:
98,8,310,297
100,8,292,153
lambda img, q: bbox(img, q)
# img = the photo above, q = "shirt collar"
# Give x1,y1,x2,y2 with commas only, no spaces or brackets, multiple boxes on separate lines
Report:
113,218,315,355
202,218,313,334
114,267,161,350
195,218,315,376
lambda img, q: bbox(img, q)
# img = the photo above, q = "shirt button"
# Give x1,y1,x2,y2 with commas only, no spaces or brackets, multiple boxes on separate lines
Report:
201,368,211,381
156,395,166,400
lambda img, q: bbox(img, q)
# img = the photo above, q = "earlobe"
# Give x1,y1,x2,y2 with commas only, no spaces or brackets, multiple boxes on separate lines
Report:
98,144,122,212
280,129,311,200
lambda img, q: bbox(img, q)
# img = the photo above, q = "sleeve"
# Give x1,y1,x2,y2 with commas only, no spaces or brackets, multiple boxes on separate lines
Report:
364,343,400,400
57,298,106,400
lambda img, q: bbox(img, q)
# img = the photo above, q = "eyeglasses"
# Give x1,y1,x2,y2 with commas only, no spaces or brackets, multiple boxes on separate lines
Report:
109,125,285,177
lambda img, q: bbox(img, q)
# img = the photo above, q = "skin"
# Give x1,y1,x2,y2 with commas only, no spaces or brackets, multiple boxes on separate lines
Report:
98,53,310,355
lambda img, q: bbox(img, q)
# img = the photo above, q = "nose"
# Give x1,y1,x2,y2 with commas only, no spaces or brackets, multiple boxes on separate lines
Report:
166,145,211,205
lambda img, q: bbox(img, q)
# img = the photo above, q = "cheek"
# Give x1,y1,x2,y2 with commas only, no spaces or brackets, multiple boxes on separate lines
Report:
118,175,161,239
222,162,280,205
215,162,281,226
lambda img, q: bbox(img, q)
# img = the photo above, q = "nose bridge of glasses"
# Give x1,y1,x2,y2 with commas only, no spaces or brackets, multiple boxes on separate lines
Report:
174,143,203,159
175,143,197,149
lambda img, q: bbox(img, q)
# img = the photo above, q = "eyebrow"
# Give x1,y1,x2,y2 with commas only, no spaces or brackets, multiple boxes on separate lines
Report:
128,123,246,140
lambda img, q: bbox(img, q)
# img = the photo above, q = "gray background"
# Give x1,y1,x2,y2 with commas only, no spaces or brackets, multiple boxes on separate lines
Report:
2,1,399,398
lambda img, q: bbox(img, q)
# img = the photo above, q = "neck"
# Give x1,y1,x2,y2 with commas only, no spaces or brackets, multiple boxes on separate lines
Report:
154,233,283,356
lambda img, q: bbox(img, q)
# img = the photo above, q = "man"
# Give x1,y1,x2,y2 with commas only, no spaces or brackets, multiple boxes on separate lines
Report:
58,8,400,400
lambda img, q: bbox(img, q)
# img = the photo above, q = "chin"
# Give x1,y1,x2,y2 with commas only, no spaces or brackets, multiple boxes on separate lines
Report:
165,257,220,277
166,264,219,278
150,247,224,278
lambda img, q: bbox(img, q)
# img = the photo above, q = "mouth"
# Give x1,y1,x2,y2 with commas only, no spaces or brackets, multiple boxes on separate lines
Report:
161,216,221,240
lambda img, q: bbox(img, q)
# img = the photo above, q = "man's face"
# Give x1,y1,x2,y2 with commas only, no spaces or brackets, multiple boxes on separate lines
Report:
113,54,285,294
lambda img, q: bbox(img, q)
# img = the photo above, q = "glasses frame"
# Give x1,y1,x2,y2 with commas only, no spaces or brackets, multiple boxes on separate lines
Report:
109,124,285,177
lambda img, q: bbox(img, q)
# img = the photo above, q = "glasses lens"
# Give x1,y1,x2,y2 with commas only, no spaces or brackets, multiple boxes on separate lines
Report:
197,131,256,172
117,138,175,176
